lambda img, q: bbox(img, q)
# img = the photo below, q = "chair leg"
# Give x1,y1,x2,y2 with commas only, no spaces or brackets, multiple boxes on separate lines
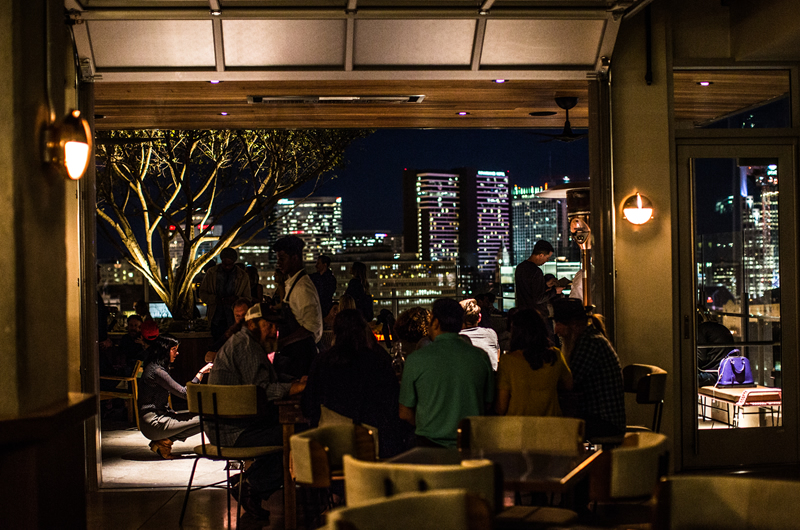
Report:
179,457,201,526
236,460,245,529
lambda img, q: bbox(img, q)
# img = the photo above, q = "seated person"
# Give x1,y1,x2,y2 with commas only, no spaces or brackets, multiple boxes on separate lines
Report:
552,298,625,441
205,298,251,362
208,303,306,521
137,335,212,459
495,309,572,416
697,311,735,387
393,307,432,356
459,299,500,370
303,309,410,458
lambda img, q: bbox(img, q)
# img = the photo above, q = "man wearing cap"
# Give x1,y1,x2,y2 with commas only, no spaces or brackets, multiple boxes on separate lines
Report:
515,240,563,318
272,235,323,380
199,247,251,340
208,302,306,521
552,298,625,441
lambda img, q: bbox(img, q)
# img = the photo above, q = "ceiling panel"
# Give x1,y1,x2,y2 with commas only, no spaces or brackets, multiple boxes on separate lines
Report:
88,20,216,67
482,19,606,66
223,20,347,67
353,20,476,66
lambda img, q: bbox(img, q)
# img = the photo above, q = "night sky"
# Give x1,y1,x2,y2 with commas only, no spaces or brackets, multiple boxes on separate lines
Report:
97,128,589,259
292,128,590,234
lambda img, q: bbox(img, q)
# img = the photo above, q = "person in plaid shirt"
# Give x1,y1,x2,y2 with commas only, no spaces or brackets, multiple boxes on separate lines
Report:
552,298,626,441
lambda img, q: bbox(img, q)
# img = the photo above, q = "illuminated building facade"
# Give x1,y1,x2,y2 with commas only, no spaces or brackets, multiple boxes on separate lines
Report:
403,168,510,294
270,196,343,262
403,171,460,262
511,185,572,264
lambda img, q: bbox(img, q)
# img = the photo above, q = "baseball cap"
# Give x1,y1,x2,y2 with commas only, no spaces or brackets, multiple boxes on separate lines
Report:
140,319,160,341
245,303,283,323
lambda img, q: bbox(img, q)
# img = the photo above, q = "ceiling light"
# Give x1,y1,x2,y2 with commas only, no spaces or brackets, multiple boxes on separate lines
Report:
697,81,713,86
220,112,228,116
493,79,507,84
457,112,470,116
209,80,221,84
43,109,92,180
210,9,222,15
529,111,558,117
622,193,654,225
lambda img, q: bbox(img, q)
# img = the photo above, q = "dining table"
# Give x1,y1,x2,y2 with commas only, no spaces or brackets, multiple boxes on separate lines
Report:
388,445,603,495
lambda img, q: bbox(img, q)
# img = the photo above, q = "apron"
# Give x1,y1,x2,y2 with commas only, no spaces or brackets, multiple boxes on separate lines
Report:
273,270,318,379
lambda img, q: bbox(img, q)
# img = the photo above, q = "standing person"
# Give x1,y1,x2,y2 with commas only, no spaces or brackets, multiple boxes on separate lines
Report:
551,298,625,441
398,299,494,448
495,309,572,416
345,261,374,322
272,235,323,379
458,299,500,371
134,299,153,323
137,335,213,459
246,265,265,303
205,298,252,362
515,240,563,317
199,247,251,340
475,293,498,329
208,303,306,521
310,254,337,319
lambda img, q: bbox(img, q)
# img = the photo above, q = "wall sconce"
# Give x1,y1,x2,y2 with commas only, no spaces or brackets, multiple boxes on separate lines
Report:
43,109,92,180
622,193,654,225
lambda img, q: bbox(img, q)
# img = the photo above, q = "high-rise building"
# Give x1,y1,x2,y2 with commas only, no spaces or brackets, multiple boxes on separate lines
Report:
270,196,343,262
511,185,572,263
403,168,510,293
403,171,461,262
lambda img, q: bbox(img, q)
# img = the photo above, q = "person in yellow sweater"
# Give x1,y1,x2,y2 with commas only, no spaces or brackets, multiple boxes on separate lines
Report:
495,309,572,416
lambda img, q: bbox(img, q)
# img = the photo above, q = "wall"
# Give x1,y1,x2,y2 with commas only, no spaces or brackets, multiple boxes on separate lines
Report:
610,4,676,438
0,0,69,416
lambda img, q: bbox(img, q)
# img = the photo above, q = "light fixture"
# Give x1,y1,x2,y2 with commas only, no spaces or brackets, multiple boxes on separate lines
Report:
209,0,222,15
697,81,713,86
493,79,507,84
209,80,221,84
220,112,229,116
622,193,654,225
457,111,470,116
44,109,92,180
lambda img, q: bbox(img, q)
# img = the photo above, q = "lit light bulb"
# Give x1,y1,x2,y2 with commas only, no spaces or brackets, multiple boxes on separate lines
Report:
65,141,90,180
623,193,654,225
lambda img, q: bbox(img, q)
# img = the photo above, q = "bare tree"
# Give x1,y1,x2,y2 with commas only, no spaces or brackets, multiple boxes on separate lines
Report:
96,129,370,319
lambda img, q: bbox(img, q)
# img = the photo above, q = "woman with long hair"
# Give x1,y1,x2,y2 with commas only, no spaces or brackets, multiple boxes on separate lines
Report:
246,265,265,303
495,309,572,416
303,309,409,458
137,335,212,458
345,261,374,322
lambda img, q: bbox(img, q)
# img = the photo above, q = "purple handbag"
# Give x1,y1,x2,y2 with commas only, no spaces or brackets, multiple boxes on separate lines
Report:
715,349,755,387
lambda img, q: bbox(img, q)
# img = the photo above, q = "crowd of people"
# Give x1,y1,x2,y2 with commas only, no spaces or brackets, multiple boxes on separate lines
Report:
99,235,628,522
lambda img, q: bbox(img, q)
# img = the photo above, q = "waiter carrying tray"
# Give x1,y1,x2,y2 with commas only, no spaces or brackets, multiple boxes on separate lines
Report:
272,235,323,380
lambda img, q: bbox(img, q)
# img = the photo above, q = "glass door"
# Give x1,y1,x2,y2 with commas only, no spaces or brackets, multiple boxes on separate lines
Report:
678,143,798,469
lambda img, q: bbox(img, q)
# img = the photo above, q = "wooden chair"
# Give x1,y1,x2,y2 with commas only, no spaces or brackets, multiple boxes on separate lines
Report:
589,431,669,524
179,383,283,529
623,364,667,432
655,475,800,530
99,360,143,430
342,454,501,513
457,416,585,456
290,424,377,488
323,489,493,530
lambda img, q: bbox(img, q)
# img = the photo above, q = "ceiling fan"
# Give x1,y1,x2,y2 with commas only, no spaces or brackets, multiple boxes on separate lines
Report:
529,96,588,143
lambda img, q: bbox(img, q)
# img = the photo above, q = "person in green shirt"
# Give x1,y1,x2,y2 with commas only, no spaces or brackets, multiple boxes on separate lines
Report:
399,298,494,448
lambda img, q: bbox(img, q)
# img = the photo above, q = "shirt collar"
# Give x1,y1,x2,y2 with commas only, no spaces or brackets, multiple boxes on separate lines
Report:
284,268,304,287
